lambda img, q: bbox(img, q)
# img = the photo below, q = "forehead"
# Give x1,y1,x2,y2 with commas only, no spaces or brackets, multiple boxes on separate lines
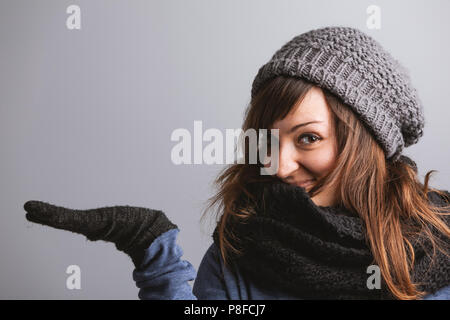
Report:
273,86,332,129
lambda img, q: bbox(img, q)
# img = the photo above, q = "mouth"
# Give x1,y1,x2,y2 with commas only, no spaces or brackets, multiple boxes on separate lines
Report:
296,179,315,188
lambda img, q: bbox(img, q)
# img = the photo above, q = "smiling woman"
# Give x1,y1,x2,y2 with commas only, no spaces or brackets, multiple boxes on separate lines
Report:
202,26,450,300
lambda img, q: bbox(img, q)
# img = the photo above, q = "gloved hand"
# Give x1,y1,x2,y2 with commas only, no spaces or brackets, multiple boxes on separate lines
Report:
23,200,178,268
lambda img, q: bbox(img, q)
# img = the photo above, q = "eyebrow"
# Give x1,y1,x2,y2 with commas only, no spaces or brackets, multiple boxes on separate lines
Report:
288,121,323,134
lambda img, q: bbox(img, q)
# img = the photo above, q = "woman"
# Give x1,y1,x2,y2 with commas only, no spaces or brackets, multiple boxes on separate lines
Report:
24,26,450,300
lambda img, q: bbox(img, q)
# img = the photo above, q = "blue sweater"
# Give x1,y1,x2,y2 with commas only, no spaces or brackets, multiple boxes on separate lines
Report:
132,228,450,300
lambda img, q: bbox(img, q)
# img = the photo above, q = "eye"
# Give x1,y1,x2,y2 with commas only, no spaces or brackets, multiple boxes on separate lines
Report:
297,133,321,145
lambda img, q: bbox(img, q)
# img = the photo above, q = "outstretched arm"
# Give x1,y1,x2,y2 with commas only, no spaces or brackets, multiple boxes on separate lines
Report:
23,200,198,299
23,200,235,300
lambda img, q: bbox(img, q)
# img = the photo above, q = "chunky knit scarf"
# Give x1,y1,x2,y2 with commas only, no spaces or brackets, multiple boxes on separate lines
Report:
213,182,450,299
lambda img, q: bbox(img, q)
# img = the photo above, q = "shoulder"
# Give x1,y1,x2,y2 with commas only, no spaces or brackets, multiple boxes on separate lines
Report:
193,242,245,299
204,242,221,260
196,242,228,280
427,188,450,207
427,189,450,224
423,285,450,300
196,242,222,272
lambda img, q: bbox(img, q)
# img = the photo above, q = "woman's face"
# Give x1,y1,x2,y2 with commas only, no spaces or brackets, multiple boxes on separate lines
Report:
271,86,339,207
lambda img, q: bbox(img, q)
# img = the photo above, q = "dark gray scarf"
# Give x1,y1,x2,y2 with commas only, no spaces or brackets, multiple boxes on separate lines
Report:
213,182,450,299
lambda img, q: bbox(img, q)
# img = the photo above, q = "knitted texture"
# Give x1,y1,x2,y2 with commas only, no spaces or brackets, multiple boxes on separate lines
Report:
251,26,425,161
213,182,450,299
24,200,178,267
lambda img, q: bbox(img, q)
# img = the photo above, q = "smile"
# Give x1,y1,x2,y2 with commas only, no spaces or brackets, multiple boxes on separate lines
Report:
296,180,315,188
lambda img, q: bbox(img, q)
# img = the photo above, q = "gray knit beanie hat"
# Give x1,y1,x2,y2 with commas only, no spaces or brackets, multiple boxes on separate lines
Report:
251,26,425,162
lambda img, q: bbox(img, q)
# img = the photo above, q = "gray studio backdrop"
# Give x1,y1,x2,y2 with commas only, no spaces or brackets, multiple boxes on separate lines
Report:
1,0,449,299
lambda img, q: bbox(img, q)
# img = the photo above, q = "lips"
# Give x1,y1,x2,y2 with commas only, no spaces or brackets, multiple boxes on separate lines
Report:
296,179,315,188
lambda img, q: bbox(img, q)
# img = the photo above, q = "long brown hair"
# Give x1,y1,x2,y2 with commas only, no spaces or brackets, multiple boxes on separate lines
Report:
201,75,450,300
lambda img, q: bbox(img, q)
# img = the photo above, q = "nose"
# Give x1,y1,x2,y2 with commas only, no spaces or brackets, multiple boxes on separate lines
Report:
276,143,300,181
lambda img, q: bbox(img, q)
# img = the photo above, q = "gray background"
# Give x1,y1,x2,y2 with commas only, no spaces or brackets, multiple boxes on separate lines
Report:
1,0,449,299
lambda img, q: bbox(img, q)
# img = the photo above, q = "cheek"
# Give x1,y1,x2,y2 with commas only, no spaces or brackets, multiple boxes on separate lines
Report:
305,146,337,176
